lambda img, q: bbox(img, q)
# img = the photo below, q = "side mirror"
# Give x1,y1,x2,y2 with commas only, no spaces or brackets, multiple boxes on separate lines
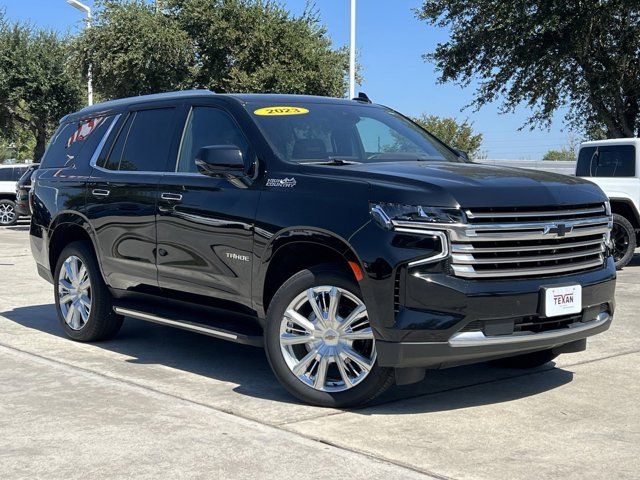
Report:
195,145,245,178
454,148,470,162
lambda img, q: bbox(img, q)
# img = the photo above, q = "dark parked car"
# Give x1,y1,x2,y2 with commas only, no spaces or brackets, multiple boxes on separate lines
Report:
15,163,39,217
30,90,615,407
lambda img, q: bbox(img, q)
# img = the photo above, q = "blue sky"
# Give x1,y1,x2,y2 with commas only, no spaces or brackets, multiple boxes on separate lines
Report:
2,0,573,159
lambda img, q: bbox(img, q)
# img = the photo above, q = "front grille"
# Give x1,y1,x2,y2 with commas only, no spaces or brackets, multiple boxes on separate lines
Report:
450,203,611,279
514,314,581,333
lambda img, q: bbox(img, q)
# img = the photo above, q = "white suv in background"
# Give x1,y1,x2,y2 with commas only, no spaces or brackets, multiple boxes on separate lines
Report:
0,164,30,226
577,138,640,268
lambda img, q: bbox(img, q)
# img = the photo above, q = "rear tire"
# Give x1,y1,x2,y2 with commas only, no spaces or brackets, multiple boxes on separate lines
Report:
264,264,394,407
0,199,18,226
611,213,636,270
54,241,123,342
490,348,558,369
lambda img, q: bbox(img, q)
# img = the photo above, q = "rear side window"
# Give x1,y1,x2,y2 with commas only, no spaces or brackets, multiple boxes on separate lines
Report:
577,145,636,177
0,168,13,181
104,108,175,172
40,116,115,169
12,166,28,181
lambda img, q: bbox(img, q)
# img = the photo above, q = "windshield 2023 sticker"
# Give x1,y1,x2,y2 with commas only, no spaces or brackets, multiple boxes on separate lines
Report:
254,106,309,116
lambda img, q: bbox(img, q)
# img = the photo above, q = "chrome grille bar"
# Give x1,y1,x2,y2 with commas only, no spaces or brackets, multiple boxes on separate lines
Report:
456,225,610,242
451,245,604,264
452,257,605,279
465,205,605,219
451,235,606,253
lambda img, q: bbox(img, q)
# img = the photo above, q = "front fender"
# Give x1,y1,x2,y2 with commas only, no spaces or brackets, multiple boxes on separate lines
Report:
252,227,362,317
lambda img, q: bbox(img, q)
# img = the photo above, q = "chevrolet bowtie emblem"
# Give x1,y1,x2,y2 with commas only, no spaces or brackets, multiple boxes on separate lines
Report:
543,223,573,237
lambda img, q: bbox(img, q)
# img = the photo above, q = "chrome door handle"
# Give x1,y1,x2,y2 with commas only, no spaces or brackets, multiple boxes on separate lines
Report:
92,189,110,197
161,193,182,202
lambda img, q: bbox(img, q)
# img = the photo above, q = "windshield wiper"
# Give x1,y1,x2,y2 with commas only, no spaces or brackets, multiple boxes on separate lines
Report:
301,158,361,166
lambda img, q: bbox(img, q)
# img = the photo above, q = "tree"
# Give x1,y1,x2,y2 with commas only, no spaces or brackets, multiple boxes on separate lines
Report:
412,115,483,158
72,0,195,99
0,14,84,160
74,0,350,100
417,1,640,138
543,149,575,161
168,0,349,96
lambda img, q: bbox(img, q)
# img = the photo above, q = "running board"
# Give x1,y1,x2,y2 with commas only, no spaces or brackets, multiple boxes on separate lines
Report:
113,307,263,347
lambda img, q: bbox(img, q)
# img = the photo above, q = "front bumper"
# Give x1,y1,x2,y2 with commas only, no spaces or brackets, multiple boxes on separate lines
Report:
375,256,616,369
377,311,611,368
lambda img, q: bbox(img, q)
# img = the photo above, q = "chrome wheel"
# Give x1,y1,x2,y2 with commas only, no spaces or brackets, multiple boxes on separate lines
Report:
58,255,92,330
279,286,376,392
0,202,16,225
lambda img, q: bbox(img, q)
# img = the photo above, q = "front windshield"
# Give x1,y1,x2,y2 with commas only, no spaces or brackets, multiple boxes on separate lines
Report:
247,102,462,164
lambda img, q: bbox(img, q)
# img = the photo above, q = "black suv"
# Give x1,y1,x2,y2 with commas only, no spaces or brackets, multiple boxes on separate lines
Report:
30,90,616,407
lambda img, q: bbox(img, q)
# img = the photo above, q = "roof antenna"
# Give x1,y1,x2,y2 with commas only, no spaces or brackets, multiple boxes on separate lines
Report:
353,92,372,103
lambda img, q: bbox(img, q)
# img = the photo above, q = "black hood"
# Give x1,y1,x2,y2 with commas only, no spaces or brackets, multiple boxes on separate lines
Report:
306,161,606,208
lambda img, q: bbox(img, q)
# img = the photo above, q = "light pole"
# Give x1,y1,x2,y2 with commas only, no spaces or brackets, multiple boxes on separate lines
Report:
67,0,93,106
349,0,356,99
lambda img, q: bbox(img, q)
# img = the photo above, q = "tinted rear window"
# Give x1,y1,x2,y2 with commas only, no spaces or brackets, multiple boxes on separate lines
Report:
103,108,175,172
0,168,13,181
12,166,28,180
577,145,636,177
40,116,115,169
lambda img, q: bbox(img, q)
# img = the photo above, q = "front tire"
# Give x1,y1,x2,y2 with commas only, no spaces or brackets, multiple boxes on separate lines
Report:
611,213,636,270
0,199,18,226
264,265,394,407
54,241,123,342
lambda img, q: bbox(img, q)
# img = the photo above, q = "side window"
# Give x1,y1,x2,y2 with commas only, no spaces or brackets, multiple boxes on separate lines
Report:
0,168,12,181
12,167,27,181
116,108,176,172
176,107,249,173
40,116,115,169
356,117,424,156
102,114,134,171
577,145,636,177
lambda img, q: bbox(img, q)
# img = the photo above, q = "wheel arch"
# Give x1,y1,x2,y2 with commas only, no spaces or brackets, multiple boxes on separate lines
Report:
609,197,640,229
48,211,104,279
256,228,364,318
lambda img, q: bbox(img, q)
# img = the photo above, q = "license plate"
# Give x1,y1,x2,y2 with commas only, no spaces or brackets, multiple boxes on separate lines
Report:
544,285,582,317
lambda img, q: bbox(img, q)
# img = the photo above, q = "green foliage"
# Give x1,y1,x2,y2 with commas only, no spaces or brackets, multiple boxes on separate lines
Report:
72,0,194,99
542,149,575,161
0,13,84,160
74,0,349,100
412,114,483,158
417,1,640,138
0,130,36,162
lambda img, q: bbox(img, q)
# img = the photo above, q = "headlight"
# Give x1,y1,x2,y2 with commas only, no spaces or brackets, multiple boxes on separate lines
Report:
370,203,464,230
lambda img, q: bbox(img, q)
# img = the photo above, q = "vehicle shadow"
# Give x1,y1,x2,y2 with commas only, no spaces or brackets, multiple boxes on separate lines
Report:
1,303,574,413
5,226,30,232
626,253,640,267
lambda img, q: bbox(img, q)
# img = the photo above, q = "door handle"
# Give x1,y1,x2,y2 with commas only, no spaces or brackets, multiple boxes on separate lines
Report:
161,193,183,202
92,189,110,197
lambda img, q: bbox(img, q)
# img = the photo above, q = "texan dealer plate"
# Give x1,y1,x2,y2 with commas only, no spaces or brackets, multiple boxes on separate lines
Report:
543,285,582,317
